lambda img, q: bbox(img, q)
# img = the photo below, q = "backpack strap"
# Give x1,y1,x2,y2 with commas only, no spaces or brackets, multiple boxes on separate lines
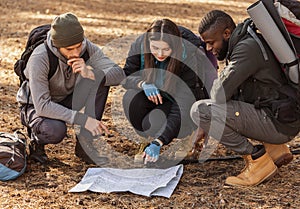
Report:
44,42,58,80
247,26,269,61
140,44,145,71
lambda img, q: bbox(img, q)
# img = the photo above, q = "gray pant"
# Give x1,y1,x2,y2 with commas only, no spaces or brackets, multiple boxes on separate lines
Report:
190,99,291,155
20,82,109,145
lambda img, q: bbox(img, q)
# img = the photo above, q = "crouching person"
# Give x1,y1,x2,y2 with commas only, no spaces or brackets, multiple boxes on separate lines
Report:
16,13,125,164
190,10,299,186
122,19,217,164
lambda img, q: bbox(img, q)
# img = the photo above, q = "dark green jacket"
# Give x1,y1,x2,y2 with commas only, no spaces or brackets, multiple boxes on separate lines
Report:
211,20,300,136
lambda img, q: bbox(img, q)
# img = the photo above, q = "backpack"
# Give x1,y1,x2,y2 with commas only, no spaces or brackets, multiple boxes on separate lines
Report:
277,0,300,19
247,0,300,87
0,131,27,181
246,0,300,123
14,24,90,86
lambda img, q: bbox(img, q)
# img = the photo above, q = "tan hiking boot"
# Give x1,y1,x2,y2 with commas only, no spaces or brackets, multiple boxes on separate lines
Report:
175,128,205,162
225,153,278,187
264,143,293,168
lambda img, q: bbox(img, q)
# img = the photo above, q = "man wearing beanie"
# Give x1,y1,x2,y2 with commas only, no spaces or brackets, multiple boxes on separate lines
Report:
16,12,125,164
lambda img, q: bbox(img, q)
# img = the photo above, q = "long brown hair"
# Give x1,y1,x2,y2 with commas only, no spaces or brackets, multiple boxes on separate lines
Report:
143,19,183,92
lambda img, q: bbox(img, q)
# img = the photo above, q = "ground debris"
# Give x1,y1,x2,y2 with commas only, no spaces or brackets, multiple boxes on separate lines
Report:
0,0,299,208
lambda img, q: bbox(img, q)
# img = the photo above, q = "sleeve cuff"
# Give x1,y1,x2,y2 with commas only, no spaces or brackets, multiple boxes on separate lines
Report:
74,112,88,126
154,138,164,146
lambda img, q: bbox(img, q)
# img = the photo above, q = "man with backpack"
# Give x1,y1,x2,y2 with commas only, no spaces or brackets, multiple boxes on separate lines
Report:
190,10,300,186
16,12,125,164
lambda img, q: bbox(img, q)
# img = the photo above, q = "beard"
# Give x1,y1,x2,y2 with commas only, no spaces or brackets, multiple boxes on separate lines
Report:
217,39,229,61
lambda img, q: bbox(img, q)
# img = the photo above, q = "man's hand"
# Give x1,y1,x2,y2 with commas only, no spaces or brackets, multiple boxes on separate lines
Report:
192,127,207,150
67,58,95,80
141,82,163,105
195,127,205,142
84,117,109,137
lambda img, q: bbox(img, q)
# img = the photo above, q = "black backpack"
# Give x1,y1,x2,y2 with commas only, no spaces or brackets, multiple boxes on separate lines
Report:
246,0,300,123
14,24,89,86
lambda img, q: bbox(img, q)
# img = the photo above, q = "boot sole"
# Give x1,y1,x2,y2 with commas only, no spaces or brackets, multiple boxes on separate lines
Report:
274,153,293,168
252,167,278,186
225,167,278,187
29,154,48,164
75,139,109,165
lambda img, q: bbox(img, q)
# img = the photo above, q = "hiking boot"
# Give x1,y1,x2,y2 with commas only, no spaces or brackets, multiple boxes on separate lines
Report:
175,129,205,162
29,141,48,164
225,147,277,187
264,143,293,168
75,136,109,165
134,141,150,164
175,142,203,162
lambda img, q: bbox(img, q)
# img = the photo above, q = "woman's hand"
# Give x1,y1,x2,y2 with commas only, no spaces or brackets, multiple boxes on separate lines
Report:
143,140,162,164
141,82,163,105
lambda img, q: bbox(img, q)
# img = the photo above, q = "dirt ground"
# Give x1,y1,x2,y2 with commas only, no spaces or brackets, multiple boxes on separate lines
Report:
0,0,300,208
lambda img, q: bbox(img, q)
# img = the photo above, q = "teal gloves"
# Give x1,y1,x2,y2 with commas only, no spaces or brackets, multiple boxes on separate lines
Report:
142,82,160,97
143,140,161,164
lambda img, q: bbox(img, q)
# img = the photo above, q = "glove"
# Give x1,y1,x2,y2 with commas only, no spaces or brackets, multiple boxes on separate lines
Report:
141,82,160,97
144,141,161,162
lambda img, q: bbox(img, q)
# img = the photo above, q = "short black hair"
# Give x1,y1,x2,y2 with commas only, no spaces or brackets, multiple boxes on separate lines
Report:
198,10,236,35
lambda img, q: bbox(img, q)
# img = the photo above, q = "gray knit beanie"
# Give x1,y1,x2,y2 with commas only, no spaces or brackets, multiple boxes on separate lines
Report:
50,13,84,48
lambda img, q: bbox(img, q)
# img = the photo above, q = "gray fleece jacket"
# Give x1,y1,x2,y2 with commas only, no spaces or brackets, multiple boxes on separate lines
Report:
16,33,125,125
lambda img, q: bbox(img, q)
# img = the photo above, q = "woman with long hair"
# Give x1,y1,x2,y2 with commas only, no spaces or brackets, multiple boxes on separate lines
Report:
122,18,217,164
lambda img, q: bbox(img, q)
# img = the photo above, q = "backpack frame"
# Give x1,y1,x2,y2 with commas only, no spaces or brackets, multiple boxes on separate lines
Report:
248,0,300,88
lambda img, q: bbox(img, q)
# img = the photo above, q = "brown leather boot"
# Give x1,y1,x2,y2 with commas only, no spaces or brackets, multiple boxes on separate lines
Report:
225,152,277,187
264,143,293,168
